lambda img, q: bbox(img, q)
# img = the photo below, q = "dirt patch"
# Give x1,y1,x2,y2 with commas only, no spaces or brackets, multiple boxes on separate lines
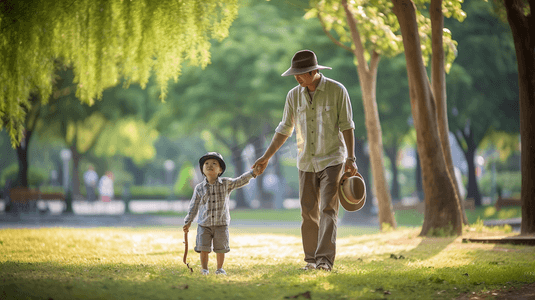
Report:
457,282,535,299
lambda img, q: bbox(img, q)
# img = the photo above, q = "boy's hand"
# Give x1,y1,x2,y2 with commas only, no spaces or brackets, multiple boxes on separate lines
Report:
183,223,190,233
252,164,262,177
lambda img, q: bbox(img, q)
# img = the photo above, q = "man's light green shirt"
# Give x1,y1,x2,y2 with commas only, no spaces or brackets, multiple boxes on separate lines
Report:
275,74,355,172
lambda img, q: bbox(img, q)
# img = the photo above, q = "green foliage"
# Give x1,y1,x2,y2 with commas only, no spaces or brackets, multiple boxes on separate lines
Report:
173,161,195,198
479,171,521,197
0,163,48,188
426,224,456,237
446,0,519,149
395,205,522,227
306,0,464,71
1,0,239,146
39,185,65,194
129,185,172,200
93,117,159,165
469,218,513,234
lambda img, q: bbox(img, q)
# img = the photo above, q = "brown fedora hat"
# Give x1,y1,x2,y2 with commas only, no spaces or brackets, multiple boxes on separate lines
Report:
339,172,366,212
281,50,332,77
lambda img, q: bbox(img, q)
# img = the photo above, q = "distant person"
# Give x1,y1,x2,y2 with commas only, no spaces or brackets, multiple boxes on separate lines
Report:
83,165,98,202
252,50,358,271
98,171,114,202
183,152,260,275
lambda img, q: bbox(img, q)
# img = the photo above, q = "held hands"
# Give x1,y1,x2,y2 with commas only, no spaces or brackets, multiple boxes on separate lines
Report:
252,156,269,177
252,164,263,178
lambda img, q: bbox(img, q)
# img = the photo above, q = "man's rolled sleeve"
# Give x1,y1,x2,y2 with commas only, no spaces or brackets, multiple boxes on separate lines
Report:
275,92,295,137
338,87,355,132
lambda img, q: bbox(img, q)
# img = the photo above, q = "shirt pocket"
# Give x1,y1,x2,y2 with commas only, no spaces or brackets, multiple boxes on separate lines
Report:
319,105,337,124
318,105,338,136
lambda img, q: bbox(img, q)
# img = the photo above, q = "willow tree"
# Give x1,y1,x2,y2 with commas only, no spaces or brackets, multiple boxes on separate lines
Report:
306,0,463,230
0,0,238,147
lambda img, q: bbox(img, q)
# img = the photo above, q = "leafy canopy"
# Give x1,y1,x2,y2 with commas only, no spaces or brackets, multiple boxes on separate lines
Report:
0,0,238,146
305,0,466,69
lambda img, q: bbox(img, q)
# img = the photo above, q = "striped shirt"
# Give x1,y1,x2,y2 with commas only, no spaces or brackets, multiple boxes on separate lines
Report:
275,74,355,172
184,170,255,226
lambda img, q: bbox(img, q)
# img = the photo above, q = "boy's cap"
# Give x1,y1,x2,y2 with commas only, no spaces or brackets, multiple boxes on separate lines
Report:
281,50,331,77
199,152,226,176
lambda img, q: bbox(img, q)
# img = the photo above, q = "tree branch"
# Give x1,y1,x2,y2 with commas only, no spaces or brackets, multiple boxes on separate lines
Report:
341,0,369,72
370,50,381,74
317,12,353,53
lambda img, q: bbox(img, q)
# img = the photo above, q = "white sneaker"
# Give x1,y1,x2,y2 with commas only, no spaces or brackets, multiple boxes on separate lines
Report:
301,263,316,270
201,269,209,275
215,268,227,275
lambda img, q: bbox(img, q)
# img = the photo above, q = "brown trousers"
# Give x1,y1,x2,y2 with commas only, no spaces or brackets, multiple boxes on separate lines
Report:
299,163,343,267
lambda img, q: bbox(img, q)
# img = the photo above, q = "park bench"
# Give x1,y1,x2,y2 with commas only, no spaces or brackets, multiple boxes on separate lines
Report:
494,196,521,211
9,187,65,213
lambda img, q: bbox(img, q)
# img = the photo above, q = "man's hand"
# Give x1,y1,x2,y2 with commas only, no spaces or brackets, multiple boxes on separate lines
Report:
344,159,358,176
252,156,269,176
183,223,190,233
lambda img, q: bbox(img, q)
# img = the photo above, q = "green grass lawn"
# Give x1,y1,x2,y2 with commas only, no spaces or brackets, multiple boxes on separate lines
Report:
145,205,522,228
1,224,533,300
393,205,522,227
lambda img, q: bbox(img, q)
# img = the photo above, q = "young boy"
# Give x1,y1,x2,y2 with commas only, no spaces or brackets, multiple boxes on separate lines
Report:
183,152,260,275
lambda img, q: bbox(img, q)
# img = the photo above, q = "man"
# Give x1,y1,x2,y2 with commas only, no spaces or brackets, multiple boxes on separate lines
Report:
253,50,358,271
83,165,98,202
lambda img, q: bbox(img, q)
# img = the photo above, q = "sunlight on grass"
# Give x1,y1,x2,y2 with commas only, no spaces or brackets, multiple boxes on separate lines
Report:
1,226,534,300
484,206,497,218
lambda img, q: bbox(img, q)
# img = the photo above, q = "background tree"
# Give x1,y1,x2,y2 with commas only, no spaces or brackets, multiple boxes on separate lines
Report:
494,0,535,234
306,0,463,229
167,1,300,207
1,0,239,146
377,56,412,201
392,0,466,236
445,0,519,207
37,69,160,197
306,0,404,229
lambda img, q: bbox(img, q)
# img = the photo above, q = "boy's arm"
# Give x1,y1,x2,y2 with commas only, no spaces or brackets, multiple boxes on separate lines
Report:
226,169,256,191
184,186,201,226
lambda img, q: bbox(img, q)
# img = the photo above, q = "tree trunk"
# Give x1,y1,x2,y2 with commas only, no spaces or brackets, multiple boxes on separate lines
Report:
430,0,468,225
70,141,82,199
15,130,32,188
342,0,396,230
503,0,535,234
455,126,482,206
385,143,400,201
415,152,424,201
125,157,145,185
392,0,462,236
